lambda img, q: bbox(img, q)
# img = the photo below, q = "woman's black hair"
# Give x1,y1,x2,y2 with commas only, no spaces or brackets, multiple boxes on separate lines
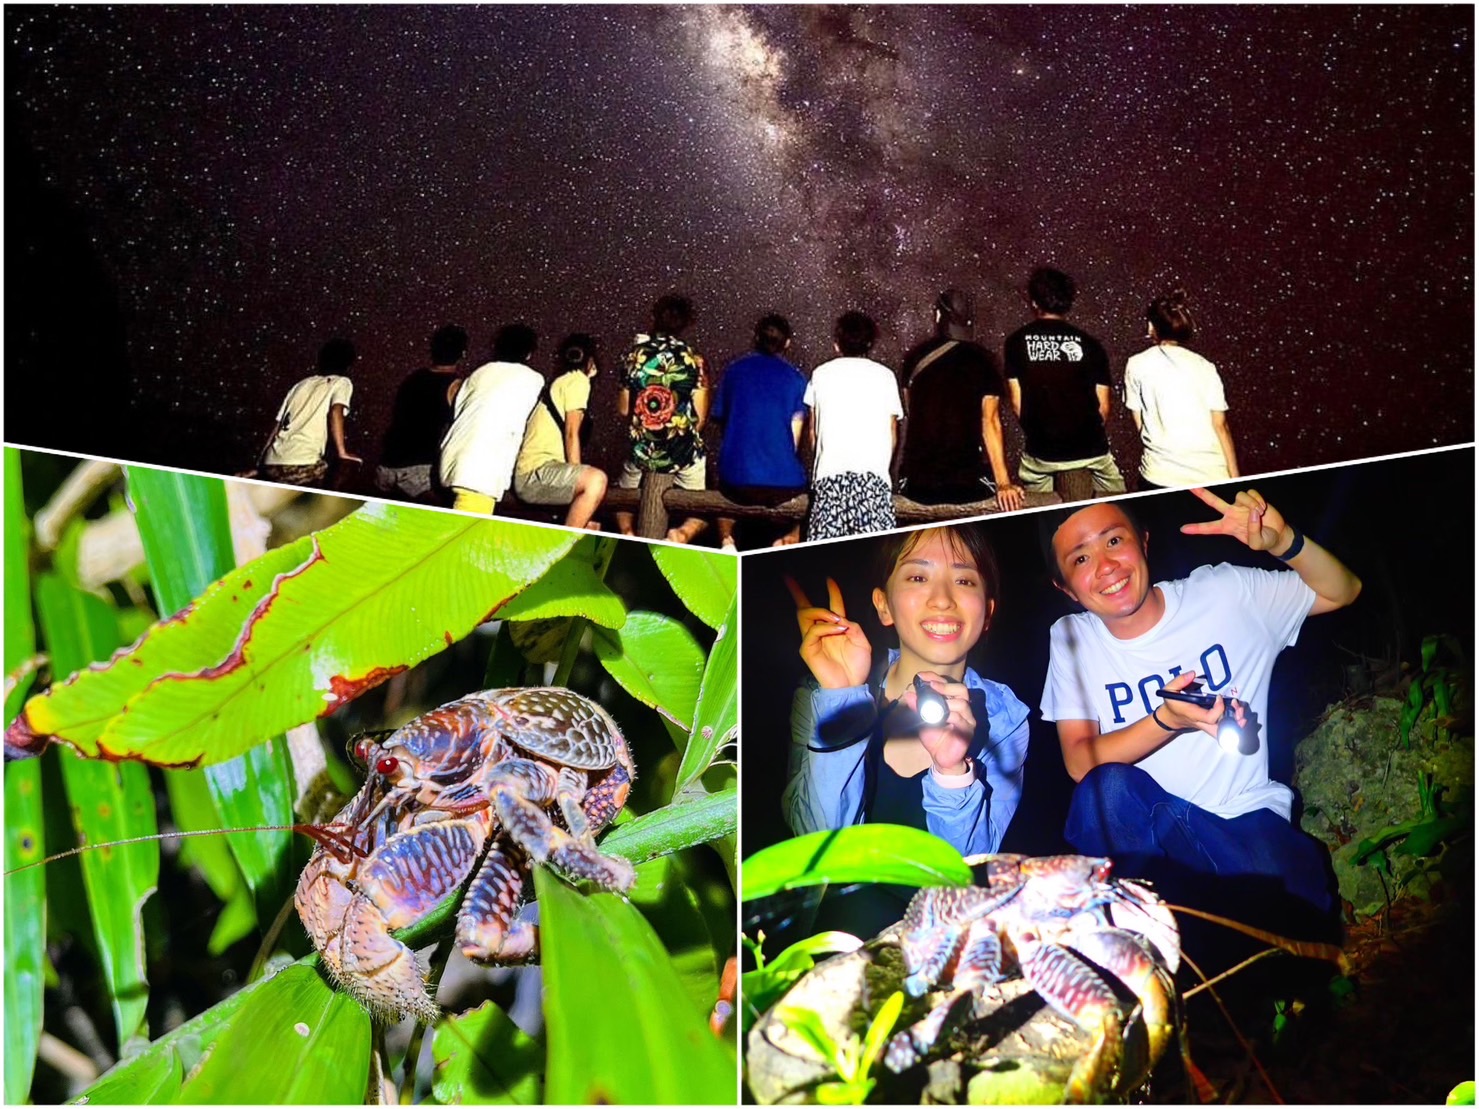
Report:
872,524,1000,603
1147,289,1197,343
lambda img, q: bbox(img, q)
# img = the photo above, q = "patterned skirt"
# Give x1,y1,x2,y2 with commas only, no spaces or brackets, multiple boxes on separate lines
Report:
807,471,896,540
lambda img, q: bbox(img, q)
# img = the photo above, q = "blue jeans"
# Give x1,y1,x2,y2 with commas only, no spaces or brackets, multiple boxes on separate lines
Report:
1065,763,1337,947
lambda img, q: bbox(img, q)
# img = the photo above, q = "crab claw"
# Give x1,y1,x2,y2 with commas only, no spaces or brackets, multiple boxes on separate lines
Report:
338,893,443,1025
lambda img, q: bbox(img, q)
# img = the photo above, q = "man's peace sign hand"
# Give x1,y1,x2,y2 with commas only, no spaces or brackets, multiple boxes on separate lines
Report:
1180,487,1290,554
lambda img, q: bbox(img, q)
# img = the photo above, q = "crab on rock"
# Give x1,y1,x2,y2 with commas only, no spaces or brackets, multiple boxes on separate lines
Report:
295,687,636,1023
884,854,1181,1101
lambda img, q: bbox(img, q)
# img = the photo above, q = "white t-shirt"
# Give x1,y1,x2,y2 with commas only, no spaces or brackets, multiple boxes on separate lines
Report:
265,375,353,465
1041,562,1315,820
1124,344,1230,487
804,356,903,482
439,361,543,499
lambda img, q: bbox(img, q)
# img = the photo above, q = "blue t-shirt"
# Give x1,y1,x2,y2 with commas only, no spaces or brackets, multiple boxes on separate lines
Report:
711,352,808,488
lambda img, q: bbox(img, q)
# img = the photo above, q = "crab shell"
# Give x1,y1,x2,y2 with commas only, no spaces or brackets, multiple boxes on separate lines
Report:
366,686,633,799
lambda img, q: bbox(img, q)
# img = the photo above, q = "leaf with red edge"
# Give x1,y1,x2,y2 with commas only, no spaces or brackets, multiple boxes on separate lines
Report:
9,504,579,768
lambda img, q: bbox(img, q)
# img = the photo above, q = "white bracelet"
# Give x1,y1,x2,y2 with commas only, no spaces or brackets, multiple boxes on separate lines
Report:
929,758,975,789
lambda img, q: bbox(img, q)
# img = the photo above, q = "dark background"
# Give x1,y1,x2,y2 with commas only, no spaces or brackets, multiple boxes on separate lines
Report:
739,448,1475,857
6,6,1472,483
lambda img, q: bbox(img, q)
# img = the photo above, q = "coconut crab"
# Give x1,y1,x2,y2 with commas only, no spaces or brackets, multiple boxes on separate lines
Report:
295,687,636,1023
885,854,1180,1101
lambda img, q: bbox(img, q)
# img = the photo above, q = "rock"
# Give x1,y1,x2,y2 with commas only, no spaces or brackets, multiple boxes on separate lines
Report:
1294,696,1474,919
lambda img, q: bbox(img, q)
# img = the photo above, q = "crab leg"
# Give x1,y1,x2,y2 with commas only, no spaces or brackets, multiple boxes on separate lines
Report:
485,759,636,892
457,840,539,964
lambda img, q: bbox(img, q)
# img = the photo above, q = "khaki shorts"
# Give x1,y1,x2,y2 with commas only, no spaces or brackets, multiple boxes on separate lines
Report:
616,457,707,492
514,461,584,505
1018,451,1126,495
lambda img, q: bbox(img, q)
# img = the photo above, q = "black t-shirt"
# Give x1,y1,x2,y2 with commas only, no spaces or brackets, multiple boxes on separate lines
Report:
379,368,456,468
899,337,1004,495
1003,319,1112,462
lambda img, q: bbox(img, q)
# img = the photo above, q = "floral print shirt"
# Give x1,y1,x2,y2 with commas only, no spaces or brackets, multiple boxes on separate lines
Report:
622,333,708,471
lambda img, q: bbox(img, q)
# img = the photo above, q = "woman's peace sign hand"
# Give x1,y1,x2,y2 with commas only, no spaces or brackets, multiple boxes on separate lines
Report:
785,575,873,690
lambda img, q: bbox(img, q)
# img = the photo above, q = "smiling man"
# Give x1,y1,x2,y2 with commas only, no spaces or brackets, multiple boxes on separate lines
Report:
1039,488,1362,937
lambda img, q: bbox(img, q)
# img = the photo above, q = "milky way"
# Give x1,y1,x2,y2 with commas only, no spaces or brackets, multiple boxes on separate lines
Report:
6,5,1472,479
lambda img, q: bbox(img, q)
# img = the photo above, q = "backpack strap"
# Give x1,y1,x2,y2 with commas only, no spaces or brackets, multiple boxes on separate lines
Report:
909,340,959,384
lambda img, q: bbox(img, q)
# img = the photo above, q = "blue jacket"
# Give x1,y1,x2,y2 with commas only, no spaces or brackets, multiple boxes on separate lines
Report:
782,652,1032,856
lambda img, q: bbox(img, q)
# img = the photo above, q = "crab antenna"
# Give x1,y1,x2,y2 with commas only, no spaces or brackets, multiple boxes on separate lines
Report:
3,823,365,876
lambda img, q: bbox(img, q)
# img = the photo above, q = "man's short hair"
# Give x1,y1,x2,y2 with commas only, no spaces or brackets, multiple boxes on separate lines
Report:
1028,267,1076,315
753,313,792,355
557,332,599,372
834,310,878,357
1038,502,1146,586
429,324,468,365
317,337,357,376
492,323,539,364
652,293,694,336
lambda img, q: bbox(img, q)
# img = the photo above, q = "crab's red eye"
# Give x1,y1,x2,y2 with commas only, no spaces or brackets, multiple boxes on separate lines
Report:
352,740,367,762
375,756,399,776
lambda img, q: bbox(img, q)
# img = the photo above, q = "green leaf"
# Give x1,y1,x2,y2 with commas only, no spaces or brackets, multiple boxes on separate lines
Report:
674,595,737,795
741,932,862,1032
5,449,45,1105
1421,634,1439,674
650,546,736,630
629,852,726,1021
496,540,626,629
13,506,579,767
775,1005,844,1071
37,574,159,1052
741,825,972,901
76,1042,184,1104
129,467,292,915
173,964,371,1104
598,787,737,867
126,467,235,620
536,869,735,1105
4,760,45,1105
431,1000,543,1105
593,611,705,730
1446,1080,1476,1105
858,990,905,1081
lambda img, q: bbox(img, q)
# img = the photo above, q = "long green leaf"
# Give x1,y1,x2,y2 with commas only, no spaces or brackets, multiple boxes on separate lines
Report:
129,467,290,916
13,506,579,766
495,539,626,629
5,449,45,1104
593,611,705,730
741,825,972,901
536,870,735,1105
599,788,738,867
650,546,736,631
172,965,371,1104
628,852,728,1021
74,950,302,1104
37,574,159,1052
673,594,737,795
431,1000,543,1105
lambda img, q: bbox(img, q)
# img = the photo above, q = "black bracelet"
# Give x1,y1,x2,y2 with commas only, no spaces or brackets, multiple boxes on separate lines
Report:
1274,526,1306,562
1150,706,1176,732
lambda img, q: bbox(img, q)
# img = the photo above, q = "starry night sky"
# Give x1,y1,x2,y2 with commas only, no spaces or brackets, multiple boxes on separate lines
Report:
6,5,1473,480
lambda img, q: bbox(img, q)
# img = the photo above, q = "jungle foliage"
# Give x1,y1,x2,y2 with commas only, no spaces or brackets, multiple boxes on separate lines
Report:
4,450,738,1104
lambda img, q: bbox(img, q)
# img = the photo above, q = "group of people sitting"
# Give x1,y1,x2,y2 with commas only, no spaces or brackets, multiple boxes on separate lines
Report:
248,268,1241,547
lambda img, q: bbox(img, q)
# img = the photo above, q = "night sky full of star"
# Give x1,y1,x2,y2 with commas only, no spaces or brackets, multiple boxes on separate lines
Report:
6,5,1473,480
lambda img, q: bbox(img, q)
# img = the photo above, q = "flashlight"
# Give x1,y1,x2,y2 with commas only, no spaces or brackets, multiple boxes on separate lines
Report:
913,675,949,726
1155,683,1250,756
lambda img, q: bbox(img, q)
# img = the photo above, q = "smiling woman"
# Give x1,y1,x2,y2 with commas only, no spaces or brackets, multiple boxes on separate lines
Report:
779,525,1030,860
